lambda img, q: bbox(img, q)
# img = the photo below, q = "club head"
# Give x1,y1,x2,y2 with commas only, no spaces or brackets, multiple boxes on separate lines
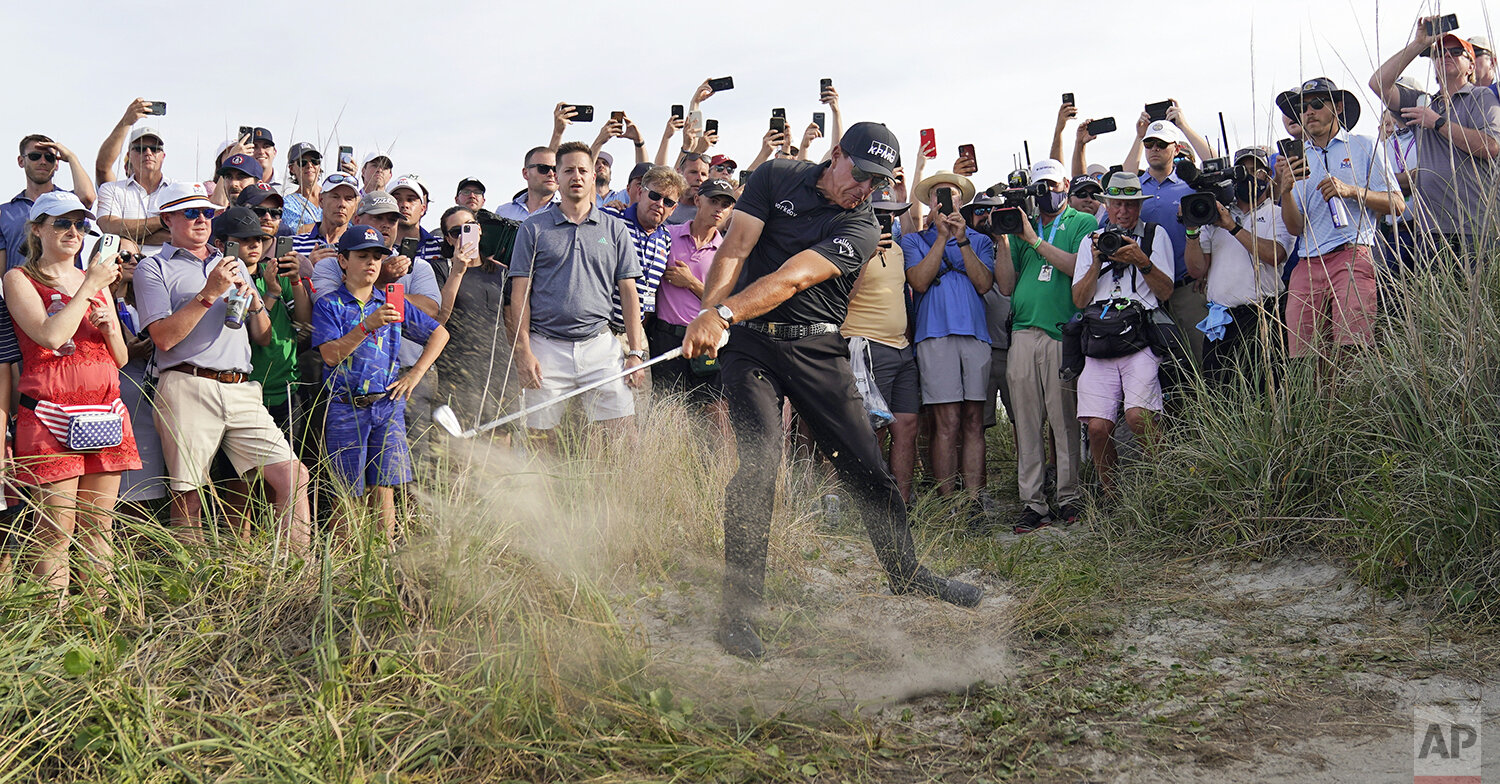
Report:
431,405,465,438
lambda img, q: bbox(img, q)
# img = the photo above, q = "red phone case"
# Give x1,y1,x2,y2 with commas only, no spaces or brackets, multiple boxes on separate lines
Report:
920,129,937,158
386,283,405,322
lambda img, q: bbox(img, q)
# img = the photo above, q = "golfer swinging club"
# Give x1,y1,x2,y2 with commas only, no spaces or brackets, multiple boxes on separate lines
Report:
682,122,983,660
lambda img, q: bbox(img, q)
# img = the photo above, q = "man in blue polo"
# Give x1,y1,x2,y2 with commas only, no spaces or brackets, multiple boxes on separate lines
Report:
134,182,312,552
0,135,96,270
494,147,559,221
1133,120,1199,365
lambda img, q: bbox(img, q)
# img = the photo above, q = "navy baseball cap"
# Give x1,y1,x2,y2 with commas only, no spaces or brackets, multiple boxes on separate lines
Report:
236,182,283,207
839,122,901,180
211,206,269,241
250,127,274,146
336,224,392,255
218,153,263,180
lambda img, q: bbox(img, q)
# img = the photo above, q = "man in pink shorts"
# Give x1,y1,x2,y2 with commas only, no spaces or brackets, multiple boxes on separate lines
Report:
1070,172,1176,493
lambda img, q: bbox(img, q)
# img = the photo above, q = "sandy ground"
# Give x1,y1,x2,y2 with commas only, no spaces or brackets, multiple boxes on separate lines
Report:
624,531,1500,783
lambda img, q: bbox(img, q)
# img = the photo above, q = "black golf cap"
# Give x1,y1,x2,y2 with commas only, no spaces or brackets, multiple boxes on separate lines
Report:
840,122,901,179
211,206,270,241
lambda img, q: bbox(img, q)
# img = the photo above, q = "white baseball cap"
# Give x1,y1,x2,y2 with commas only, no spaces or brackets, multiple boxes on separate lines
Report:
1030,158,1067,184
1143,121,1184,144
28,191,96,222
387,174,428,203
320,172,360,194
149,182,216,216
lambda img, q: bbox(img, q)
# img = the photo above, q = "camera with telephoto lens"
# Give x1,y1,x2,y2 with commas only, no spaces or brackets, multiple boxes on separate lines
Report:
985,180,1050,236
1175,157,1243,227
1093,227,1138,276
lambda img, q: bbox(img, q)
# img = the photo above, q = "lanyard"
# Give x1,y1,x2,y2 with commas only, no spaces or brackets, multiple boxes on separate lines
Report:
1042,214,1064,245
1390,135,1414,174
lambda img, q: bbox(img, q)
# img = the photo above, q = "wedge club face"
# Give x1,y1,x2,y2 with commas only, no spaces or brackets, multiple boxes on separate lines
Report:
432,404,465,437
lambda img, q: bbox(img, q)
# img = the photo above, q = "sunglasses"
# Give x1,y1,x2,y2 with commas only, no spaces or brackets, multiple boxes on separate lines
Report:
1142,140,1173,150
1300,96,1331,112
527,163,557,175
848,165,892,190
324,174,356,185
25,151,57,163
1105,186,1143,196
443,221,480,239
130,144,164,154
711,164,735,172
1441,47,1470,58
646,190,678,208
49,217,90,232
681,153,711,163
181,208,216,220
296,157,322,167
117,251,140,264
971,207,993,216
250,206,283,219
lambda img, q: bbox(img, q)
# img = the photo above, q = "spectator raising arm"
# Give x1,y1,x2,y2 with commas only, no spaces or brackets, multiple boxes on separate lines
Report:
95,98,152,187
548,102,577,151
1050,101,1078,166
655,112,684,167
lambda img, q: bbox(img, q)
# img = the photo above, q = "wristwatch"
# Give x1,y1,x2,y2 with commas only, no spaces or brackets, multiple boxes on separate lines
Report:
956,239,971,248
714,303,734,325
1228,223,1243,236
626,349,647,360
1433,116,1449,133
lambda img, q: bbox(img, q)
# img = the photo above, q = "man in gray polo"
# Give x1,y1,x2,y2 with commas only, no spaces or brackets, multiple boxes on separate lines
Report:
135,182,312,552
506,141,646,438
1370,21,1500,255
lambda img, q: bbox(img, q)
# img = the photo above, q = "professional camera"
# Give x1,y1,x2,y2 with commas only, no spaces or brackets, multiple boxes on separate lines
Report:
1175,157,1243,227
1093,227,1140,276
985,181,1050,235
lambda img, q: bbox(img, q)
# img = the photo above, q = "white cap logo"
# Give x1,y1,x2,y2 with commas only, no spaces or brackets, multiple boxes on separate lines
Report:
866,141,897,164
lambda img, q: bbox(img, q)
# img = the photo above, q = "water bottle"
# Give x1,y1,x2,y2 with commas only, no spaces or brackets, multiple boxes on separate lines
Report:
1328,196,1351,229
46,294,75,356
223,288,249,329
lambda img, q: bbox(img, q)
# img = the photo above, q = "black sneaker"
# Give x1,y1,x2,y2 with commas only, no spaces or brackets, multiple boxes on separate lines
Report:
897,568,984,608
718,618,765,660
1012,507,1054,535
1056,503,1082,525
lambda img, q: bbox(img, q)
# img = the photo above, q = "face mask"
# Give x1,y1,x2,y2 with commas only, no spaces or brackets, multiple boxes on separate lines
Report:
1039,188,1069,213
1234,179,1254,204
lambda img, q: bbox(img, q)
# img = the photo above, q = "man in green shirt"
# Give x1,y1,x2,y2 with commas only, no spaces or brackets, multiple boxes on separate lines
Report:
996,160,1095,534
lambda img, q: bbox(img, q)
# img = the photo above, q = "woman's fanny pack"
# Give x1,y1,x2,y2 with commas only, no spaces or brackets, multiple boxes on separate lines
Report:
20,394,126,451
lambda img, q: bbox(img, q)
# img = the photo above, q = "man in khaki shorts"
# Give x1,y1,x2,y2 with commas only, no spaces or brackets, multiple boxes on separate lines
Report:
134,182,311,551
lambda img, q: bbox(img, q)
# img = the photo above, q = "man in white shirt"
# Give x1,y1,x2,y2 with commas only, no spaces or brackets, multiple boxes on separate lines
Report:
95,126,175,255
1184,147,1292,386
1070,172,1175,493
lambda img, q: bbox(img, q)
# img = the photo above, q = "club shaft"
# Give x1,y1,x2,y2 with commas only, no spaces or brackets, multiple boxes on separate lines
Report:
463,348,683,436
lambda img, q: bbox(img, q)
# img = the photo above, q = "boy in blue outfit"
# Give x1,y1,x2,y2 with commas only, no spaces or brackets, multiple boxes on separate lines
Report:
312,225,448,540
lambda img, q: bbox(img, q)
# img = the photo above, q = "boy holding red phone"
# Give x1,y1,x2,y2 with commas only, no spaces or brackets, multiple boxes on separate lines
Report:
312,225,448,540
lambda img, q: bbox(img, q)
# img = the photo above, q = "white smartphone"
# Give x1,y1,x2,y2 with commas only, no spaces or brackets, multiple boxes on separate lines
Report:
95,233,121,268
459,222,480,255
688,110,704,131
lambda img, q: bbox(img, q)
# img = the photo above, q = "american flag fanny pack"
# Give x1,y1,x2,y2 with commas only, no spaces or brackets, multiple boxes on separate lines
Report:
20,394,126,451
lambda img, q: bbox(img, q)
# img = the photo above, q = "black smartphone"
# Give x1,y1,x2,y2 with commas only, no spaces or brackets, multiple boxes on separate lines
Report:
770,117,786,132
571,105,594,122
147,100,166,116
1276,138,1304,160
238,125,254,140
820,78,833,94
708,76,734,92
705,119,719,134
399,237,420,258
739,170,750,186
1425,14,1459,36
1145,100,1173,121
225,240,241,261
813,112,826,134
937,188,954,215
274,236,294,258
1086,117,1117,135
610,111,626,122
876,212,894,233
771,108,786,119
1062,92,1075,106
671,104,684,120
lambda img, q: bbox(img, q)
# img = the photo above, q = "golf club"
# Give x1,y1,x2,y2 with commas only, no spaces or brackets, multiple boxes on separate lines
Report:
432,333,727,438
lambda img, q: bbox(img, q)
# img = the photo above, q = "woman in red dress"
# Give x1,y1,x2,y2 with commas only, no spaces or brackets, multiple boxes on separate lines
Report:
4,192,140,599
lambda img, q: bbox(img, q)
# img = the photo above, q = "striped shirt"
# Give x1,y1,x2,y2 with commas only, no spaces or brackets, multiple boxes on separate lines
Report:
603,203,670,328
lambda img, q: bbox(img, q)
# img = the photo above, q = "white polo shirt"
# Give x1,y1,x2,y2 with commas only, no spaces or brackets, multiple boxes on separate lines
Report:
95,175,176,256
1073,222,1175,309
1199,200,1292,309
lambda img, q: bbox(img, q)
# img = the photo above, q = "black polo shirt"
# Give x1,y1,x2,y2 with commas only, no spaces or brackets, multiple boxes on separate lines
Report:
732,159,879,325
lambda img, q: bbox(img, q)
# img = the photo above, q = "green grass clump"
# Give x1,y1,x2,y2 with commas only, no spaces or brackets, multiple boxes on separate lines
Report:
1105,229,1500,617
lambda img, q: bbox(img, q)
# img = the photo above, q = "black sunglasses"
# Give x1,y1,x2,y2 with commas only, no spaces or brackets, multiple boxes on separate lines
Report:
527,163,557,175
296,157,322,166
130,144,164,154
25,152,57,163
443,222,479,239
647,190,678,208
1300,96,1331,112
250,206,283,219
49,217,89,232
117,251,140,263
1142,140,1173,150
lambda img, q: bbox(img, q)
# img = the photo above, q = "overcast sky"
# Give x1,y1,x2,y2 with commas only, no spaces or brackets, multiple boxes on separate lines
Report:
6,0,1492,224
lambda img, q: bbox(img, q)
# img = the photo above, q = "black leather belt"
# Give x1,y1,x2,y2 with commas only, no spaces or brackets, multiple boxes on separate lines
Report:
740,321,840,340
166,365,249,384
650,320,689,338
1308,242,1359,259
334,392,389,408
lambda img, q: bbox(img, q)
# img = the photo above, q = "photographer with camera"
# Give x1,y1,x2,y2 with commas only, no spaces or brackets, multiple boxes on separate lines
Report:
1183,147,1292,387
1369,19,1500,256
902,171,994,523
1070,172,1174,495
992,159,1094,534
1273,78,1402,362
